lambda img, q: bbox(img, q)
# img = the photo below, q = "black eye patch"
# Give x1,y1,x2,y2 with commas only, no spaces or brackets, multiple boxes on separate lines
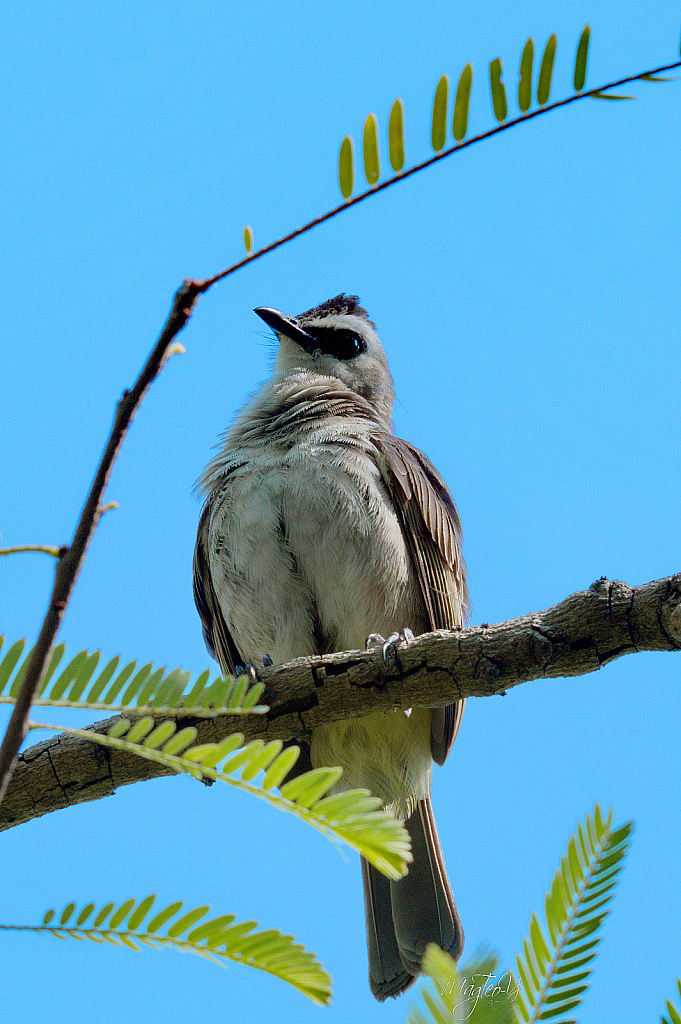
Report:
304,326,367,360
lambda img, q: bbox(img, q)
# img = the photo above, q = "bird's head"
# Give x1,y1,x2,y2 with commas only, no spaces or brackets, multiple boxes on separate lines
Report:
255,293,395,424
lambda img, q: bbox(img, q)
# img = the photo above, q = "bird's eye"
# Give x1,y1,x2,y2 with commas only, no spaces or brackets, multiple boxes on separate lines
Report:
304,326,367,360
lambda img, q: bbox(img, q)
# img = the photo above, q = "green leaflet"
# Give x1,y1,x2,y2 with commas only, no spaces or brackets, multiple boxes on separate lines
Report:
590,90,635,100
514,805,633,1023
518,39,533,112
662,979,681,1024
28,718,412,880
0,897,332,1005
389,99,405,172
537,35,557,106
574,25,590,92
489,58,507,122
0,635,266,716
431,75,448,152
408,947,516,1024
452,64,473,142
243,226,253,254
363,113,380,186
338,135,353,199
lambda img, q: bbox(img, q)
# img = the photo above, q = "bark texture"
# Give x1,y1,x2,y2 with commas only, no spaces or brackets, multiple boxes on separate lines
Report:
2,574,679,833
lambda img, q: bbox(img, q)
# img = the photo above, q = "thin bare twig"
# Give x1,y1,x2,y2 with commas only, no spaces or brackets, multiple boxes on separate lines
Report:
0,546,64,559
0,284,198,803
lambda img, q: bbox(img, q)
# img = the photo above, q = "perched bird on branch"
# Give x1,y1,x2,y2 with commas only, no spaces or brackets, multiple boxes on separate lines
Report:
194,293,468,999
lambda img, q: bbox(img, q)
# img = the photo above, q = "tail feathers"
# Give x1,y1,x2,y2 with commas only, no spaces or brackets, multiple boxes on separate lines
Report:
362,857,415,1000
361,796,463,1000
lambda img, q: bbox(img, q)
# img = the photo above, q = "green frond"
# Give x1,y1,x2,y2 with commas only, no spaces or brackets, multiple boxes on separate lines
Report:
431,75,448,152
338,135,354,198
518,39,534,112
388,100,405,172
0,636,266,716
243,226,253,254
363,113,380,186
452,64,473,142
0,897,331,1005
29,718,412,879
513,804,633,1023
408,946,517,1024
640,73,678,81
537,35,557,106
574,26,590,92
489,58,508,122
662,978,681,1024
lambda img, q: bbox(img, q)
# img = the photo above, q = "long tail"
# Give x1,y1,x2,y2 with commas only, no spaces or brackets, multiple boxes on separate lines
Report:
362,795,463,1000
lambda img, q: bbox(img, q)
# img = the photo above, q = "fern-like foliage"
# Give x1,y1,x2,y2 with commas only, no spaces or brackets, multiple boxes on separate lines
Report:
663,979,681,1024
0,635,266,716
513,804,633,1023
336,24,678,198
407,945,516,1024
0,896,331,1005
28,717,412,879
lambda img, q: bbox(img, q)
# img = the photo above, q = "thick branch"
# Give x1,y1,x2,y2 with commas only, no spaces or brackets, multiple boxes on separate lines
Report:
1,574,679,832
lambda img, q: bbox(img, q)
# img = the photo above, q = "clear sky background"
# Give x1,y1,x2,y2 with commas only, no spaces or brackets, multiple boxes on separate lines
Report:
1,0,679,1021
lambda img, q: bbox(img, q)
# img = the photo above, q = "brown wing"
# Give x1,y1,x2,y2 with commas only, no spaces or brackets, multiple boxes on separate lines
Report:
374,434,468,765
193,502,244,676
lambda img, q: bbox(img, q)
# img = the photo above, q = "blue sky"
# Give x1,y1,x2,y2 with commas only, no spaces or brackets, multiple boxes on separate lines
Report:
1,0,679,1021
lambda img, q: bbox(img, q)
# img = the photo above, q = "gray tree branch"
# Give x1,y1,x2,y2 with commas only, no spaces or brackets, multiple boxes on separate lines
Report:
1,573,679,833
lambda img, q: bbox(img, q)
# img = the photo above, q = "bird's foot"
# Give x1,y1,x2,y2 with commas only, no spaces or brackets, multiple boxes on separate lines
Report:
365,628,415,667
234,663,259,682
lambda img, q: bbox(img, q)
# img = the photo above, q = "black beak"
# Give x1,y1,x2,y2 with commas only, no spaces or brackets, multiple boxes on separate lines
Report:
254,307,315,350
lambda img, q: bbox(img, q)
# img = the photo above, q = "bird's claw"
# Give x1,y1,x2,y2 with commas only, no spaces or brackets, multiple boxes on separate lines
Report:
365,628,415,667
235,663,259,682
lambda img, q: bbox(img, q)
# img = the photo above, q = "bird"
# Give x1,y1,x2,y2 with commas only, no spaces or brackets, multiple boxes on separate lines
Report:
193,293,469,999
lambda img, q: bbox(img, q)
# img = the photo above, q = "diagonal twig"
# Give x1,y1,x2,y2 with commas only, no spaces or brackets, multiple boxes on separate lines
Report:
0,291,196,801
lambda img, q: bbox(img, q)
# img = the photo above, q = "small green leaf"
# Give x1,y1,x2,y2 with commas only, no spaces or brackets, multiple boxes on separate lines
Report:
166,906,210,938
363,114,380,186
452,64,473,141
144,721,177,749
518,38,534,112
388,99,405,172
161,727,197,756
147,902,183,933
574,25,590,91
589,91,635,100
76,903,96,927
489,58,508,122
240,740,283,781
108,718,130,739
109,899,136,929
262,745,300,790
537,34,557,106
243,226,253,255
93,902,115,928
125,717,154,744
59,903,76,926
431,75,448,152
127,895,157,931
338,135,354,199
42,909,55,926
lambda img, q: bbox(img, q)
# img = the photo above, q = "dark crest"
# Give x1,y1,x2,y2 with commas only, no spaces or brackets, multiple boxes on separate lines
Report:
298,293,374,327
